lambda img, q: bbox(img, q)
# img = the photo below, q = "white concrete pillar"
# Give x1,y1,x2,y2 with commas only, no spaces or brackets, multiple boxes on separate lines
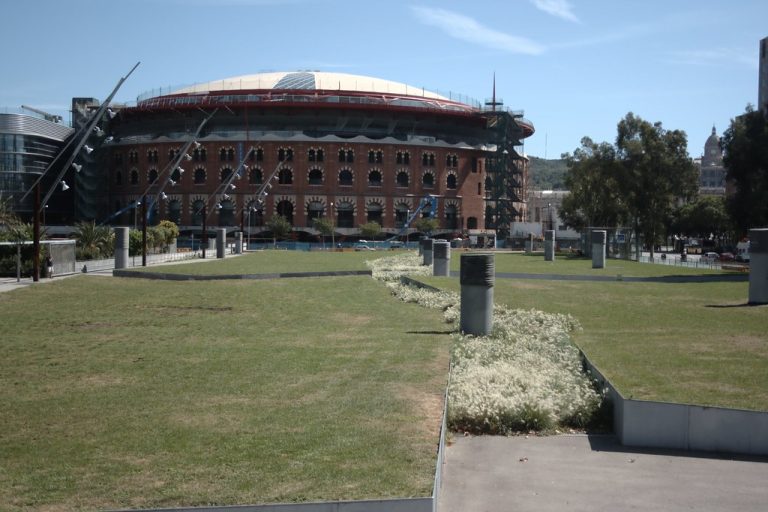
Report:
460,253,495,336
433,241,451,277
544,230,555,262
114,227,129,269
216,228,226,259
592,230,607,269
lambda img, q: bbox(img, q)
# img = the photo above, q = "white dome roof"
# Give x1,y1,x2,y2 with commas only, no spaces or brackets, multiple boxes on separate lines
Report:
170,71,451,101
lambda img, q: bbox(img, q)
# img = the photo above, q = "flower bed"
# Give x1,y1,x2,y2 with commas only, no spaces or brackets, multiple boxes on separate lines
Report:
368,253,602,433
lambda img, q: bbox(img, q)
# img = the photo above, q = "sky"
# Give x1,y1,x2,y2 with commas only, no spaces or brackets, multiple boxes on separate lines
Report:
1,0,766,160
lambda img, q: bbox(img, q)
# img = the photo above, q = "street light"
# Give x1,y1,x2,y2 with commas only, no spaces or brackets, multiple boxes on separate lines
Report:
330,201,335,250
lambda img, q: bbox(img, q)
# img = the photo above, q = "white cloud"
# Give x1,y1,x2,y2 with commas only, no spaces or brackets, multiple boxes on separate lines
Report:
530,0,579,23
410,6,545,56
665,48,758,70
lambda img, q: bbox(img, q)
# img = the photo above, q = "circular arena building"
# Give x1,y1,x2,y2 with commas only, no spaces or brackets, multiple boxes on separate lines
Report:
105,71,533,244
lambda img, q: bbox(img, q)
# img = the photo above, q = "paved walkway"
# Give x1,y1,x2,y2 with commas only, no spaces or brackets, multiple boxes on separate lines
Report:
438,434,768,512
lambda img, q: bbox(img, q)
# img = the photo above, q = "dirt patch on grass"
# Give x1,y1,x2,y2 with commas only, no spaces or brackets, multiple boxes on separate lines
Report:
331,312,373,327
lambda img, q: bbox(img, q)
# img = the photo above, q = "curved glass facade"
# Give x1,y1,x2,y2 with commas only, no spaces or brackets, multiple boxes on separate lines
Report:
0,113,73,217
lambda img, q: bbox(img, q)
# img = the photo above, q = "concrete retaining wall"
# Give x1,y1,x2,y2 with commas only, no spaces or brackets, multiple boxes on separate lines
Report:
583,354,768,456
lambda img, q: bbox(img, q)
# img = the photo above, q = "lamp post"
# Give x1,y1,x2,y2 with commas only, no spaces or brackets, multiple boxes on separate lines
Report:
406,208,410,246
330,201,335,249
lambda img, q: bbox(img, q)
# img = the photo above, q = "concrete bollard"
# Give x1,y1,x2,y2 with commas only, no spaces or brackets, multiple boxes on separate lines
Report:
592,230,607,269
433,241,451,276
544,230,555,262
114,227,129,269
422,238,434,266
748,228,768,305
216,228,226,259
234,232,243,254
460,253,495,336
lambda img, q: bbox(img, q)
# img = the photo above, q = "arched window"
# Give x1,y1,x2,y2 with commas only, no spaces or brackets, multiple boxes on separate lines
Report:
396,151,410,165
276,200,294,225
335,201,354,228
250,147,263,162
171,167,182,182
130,169,139,185
467,217,478,229
396,171,409,187
308,149,316,162
445,204,458,230
339,169,353,186
368,150,383,163
307,201,324,223
366,203,383,224
168,199,182,225
316,149,324,162
194,147,206,161
194,168,206,184
395,203,409,228
447,174,457,189
148,169,158,184
221,168,233,183
308,168,323,185
278,168,293,185
191,199,206,226
227,148,235,161
115,170,122,185
249,168,263,184
422,172,434,188
368,170,382,187
368,150,375,164
218,199,236,226
220,148,227,161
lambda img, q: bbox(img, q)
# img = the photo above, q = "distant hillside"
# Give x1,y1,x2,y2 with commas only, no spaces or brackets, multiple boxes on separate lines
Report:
529,157,568,190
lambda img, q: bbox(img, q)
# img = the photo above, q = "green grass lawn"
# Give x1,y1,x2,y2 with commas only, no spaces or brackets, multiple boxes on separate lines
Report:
0,273,450,510
135,250,391,275
424,255,768,411
451,252,730,278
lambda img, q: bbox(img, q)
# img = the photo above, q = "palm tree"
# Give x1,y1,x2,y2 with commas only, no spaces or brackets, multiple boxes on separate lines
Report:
74,221,114,259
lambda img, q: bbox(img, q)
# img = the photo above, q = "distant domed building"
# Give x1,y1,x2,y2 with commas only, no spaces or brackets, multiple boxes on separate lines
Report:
697,126,726,196
98,71,533,242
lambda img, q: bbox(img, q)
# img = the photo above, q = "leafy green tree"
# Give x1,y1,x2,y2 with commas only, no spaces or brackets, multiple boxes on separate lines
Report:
359,221,382,240
722,106,768,234
672,196,732,241
414,217,439,235
559,137,628,231
74,221,114,260
615,113,698,258
266,215,292,246
312,217,334,247
154,220,180,252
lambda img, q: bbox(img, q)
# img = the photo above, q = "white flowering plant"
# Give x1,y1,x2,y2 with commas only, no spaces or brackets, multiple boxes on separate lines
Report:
367,253,603,434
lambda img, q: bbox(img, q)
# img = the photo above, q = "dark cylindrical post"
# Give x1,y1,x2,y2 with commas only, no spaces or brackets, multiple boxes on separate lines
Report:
32,182,40,282
460,253,495,336
525,233,534,254
433,240,450,276
201,205,208,259
544,230,555,262
592,230,607,269
141,195,147,267
423,238,434,266
114,227,129,269
748,228,768,305
216,228,226,259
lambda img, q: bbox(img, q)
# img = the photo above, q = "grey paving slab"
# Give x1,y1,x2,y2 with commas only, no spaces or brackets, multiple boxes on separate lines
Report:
437,434,768,512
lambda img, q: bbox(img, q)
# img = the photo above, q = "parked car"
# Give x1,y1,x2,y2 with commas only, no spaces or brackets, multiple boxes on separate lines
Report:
354,243,374,251
719,252,735,262
700,252,720,264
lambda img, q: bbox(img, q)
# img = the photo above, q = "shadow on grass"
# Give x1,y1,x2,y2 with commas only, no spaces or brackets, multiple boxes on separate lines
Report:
705,302,765,308
586,435,768,463
406,330,455,335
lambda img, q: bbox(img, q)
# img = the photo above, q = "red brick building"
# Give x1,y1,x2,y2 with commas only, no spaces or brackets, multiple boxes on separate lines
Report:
107,71,532,241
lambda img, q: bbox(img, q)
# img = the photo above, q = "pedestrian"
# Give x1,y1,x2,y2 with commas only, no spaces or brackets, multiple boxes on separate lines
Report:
45,254,53,278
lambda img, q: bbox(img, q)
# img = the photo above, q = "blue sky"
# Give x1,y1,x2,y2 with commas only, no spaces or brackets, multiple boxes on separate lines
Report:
1,0,765,160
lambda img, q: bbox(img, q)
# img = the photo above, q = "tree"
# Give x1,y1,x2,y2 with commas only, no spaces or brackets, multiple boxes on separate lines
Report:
615,113,698,258
358,221,382,240
559,137,628,231
672,196,732,244
266,215,292,246
414,217,439,235
74,221,114,260
722,106,768,234
154,220,180,252
312,217,334,247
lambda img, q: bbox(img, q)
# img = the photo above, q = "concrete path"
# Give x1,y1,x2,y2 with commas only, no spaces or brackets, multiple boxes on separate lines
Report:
437,434,768,512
